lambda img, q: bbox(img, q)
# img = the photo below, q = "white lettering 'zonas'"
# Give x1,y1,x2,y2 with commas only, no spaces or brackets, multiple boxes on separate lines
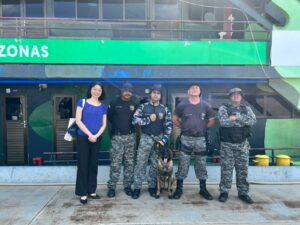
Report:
41,46,49,57
31,46,40,57
0,45,6,57
0,45,49,58
19,45,29,57
7,45,18,57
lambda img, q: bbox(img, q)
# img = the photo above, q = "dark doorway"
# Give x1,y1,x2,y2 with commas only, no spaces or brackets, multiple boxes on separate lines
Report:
5,95,27,165
53,95,76,161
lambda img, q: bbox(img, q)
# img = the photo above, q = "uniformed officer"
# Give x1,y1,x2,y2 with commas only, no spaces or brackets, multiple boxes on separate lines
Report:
218,88,256,204
173,83,215,200
131,84,173,199
107,82,138,198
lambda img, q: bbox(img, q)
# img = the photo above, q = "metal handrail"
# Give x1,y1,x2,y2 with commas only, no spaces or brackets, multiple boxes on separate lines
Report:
42,147,300,165
0,17,270,41
0,16,261,24
43,151,110,165
249,147,300,164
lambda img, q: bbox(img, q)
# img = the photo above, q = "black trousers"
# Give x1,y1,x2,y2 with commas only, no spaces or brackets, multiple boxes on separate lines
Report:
75,135,101,196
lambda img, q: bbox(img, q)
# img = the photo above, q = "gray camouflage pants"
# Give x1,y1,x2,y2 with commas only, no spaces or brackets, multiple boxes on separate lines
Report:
219,140,250,195
133,134,160,189
107,134,136,190
175,135,208,180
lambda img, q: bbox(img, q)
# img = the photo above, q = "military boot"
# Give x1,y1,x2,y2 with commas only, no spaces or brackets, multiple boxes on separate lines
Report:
148,187,156,198
218,192,228,202
131,189,140,199
173,179,183,199
107,188,115,198
238,194,254,204
199,179,213,200
124,187,133,196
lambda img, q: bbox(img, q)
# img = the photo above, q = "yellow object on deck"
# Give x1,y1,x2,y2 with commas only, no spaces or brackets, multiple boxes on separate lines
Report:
253,155,269,166
276,154,292,166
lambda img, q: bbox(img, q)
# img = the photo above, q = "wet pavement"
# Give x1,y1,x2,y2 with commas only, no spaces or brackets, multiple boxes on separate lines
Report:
1,184,300,225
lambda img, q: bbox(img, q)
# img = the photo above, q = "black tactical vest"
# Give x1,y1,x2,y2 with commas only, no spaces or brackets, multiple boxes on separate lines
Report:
219,104,251,143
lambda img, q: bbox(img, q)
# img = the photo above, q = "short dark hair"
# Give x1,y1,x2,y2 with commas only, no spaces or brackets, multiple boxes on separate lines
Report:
187,83,202,96
187,83,201,90
86,82,105,100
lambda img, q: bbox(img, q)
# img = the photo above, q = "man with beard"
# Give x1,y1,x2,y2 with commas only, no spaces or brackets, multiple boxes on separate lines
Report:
107,83,138,197
131,84,173,199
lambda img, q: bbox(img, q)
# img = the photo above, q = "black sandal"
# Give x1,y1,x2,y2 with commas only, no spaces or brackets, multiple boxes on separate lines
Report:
89,193,101,199
80,196,88,204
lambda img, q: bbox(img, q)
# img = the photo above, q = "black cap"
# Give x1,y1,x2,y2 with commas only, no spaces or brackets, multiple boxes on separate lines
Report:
121,82,134,92
150,84,162,93
228,87,244,97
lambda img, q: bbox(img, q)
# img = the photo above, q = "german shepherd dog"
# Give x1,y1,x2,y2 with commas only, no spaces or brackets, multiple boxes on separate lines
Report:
156,145,175,199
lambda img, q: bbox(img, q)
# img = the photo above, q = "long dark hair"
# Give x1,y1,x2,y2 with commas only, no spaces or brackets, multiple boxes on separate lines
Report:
86,82,106,100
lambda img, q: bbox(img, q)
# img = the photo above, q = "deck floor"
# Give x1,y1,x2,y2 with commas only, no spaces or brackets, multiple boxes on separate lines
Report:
1,184,300,225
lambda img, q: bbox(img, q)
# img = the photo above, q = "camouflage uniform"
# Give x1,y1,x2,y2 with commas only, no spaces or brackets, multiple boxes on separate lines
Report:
176,136,208,180
174,99,215,181
107,88,138,195
133,134,162,189
218,103,256,195
132,102,172,190
108,134,135,189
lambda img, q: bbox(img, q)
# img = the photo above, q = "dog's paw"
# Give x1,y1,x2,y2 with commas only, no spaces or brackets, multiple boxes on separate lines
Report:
155,195,160,199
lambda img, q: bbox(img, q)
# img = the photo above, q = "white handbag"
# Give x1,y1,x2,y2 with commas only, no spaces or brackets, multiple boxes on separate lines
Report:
64,99,86,142
64,118,77,142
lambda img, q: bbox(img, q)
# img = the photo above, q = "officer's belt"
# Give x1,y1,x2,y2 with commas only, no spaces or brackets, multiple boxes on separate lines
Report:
182,132,205,137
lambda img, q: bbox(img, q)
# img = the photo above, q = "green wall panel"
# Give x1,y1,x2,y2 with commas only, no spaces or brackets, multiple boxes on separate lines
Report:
0,39,266,65
29,101,53,141
265,119,300,162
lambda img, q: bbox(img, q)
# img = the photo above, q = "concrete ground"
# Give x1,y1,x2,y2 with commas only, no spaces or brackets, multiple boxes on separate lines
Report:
1,184,300,225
